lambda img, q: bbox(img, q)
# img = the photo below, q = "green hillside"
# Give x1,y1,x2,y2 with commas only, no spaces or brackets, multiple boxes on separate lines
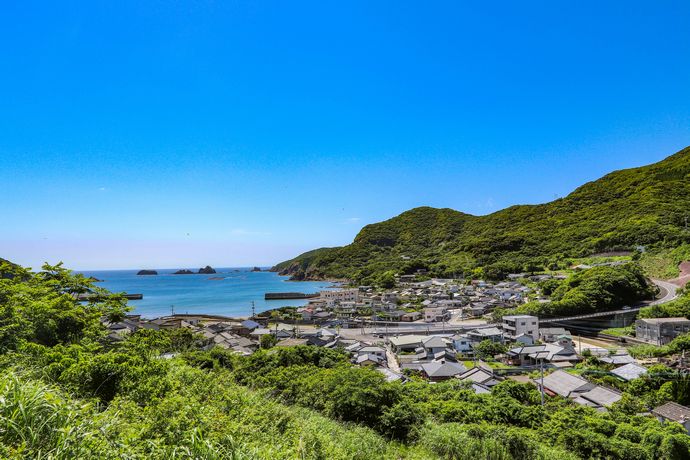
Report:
274,146,690,282
2,262,689,459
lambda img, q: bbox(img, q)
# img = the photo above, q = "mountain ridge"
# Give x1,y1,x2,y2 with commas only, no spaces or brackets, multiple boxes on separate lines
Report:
273,146,690,283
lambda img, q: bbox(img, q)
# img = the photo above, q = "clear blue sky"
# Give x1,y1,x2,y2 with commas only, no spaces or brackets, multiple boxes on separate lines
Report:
1,1,689,270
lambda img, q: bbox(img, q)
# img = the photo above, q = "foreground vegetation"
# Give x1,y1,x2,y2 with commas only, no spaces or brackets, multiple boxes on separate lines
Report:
274,146,690,283
2,261,690,459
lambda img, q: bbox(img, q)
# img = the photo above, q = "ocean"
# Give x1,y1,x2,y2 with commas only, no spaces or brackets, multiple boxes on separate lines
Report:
78,268,334,318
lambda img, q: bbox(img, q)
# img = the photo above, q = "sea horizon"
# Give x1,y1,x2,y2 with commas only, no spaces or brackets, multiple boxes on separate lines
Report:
78,267,335,319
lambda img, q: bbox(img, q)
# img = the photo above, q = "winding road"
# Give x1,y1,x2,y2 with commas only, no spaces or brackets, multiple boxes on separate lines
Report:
648,279,679,306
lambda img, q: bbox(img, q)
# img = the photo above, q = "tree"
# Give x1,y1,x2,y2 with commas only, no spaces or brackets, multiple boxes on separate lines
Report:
260,334,278,349
473,340,508,359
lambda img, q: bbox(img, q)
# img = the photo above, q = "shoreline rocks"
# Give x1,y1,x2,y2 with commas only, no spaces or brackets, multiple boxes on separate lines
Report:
198,266,216,274
173,269,194,275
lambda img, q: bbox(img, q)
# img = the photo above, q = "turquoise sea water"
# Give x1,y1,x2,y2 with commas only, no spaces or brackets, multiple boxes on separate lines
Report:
78,268,333,318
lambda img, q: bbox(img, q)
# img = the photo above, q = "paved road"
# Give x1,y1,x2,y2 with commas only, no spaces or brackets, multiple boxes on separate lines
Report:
385,346,401,373
649,279,679,305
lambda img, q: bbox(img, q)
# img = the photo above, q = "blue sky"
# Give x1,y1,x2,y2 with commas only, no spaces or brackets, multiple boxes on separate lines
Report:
1,1,689,270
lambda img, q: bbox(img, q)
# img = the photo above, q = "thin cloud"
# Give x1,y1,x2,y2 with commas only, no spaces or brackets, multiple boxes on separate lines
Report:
345,217,361,223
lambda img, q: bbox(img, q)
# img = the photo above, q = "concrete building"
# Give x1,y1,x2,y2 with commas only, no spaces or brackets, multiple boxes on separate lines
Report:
502,315,539,341
635,317,690,345
320,289,359,306
424,306,450,322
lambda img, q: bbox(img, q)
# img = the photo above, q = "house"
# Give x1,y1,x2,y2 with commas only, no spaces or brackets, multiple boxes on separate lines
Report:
600,353,636,366
421,361,466,381
357,346,386,358
506,343,579,366
611,363,648,381
573,386,622,409
390,335,427,353
635,318,690,345
452,334,473,353
241,319,261,331
275,338,309,347
320,289,359,306
380,310,407,321
401,311,422,322
296,307,313,321
313,311,332,322
456,365,501,388
471,383,492,394
469,304,489,317
249,328,273,338
422,336,450,355
539,327,571,342
356,354,384,366
536,370,621,410
502,315,539,341
467,327,503,343
653,402,690,434
514,333,535,345
377,368,406,382
344,342,363,353
424,306,450,322
382,292,399,303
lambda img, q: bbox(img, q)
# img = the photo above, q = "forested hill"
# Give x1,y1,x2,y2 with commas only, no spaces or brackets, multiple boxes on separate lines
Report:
273,146,690,283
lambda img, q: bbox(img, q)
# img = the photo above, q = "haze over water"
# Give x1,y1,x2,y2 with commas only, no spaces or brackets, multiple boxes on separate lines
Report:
79,268,333,318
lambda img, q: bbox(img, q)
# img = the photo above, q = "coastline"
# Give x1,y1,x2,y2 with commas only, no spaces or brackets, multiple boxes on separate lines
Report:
80,268,336,319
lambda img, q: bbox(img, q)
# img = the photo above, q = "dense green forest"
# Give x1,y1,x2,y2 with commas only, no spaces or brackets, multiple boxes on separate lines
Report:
491,263,656,320
2,261,690,459
274,146,690,283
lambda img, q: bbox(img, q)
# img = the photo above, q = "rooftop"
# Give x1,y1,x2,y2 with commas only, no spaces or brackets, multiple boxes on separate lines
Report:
653,401,690,423
638,317,690,324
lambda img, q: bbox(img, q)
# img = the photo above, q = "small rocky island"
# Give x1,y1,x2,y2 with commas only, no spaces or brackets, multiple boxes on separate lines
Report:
198,266,216,274
173,269,194,275
137,270,158,276
250,266,262,272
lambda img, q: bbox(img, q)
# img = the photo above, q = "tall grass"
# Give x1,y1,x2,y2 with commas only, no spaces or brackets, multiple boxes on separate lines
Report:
0,372,111,458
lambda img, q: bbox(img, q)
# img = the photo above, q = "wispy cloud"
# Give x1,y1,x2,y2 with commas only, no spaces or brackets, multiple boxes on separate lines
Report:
98,186,107,192
345,217,361,224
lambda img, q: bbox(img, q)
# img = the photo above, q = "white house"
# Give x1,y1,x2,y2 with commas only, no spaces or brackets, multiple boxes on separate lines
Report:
502,315,539,341
320,289,359,306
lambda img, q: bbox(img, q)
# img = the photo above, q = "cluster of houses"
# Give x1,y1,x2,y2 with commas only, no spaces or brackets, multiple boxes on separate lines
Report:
104,308,690,431
295,276,543,324
105,314,346,355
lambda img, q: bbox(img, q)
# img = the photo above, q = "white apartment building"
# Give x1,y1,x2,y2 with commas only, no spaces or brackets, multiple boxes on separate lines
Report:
320,289,359,307
502,315,539,341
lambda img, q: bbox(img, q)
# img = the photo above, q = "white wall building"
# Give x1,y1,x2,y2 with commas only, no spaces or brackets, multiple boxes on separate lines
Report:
320,289,359,307
502,315,539,341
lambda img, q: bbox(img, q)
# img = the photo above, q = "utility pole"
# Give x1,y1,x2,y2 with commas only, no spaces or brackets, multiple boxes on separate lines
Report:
170,304,175,316
535,350,548,406
540,357,545,406
251,301,256,320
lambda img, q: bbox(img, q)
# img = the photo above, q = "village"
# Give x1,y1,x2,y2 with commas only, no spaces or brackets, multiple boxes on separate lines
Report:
105,271,690,433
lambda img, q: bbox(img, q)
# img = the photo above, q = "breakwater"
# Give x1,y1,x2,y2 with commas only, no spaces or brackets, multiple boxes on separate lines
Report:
265,292,320,300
